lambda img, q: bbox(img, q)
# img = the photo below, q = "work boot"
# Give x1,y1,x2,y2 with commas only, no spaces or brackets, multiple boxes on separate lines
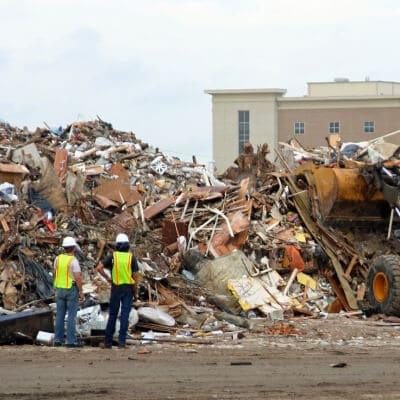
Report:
100,342,112,349
53,341,63,347
118,343,126,349
65,342,83,348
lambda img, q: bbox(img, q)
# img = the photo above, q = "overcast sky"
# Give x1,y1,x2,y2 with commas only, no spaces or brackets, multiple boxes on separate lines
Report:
0,0,399,161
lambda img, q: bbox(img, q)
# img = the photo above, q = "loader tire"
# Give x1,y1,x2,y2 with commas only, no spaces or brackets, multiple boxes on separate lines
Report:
367,255,400,316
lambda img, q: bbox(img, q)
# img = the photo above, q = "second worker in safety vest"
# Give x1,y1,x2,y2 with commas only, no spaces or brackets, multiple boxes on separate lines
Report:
96,233,139,348
54,236,84,347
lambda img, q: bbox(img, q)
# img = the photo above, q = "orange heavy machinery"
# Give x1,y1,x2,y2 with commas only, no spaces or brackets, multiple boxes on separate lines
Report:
294,161,400,316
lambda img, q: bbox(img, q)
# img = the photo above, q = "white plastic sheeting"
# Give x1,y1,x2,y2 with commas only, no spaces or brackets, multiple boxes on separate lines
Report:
137,307,176,327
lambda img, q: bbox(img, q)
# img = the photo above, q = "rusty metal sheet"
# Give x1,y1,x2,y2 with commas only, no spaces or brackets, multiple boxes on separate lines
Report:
182,186,227,202
162,219,188,246
93,193,119,209
144,197,175,219
109,163,130,182
165,241,179,255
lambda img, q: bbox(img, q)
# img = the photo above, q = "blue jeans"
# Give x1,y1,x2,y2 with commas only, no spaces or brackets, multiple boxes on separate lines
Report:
105,285,134,346
54,286,79,345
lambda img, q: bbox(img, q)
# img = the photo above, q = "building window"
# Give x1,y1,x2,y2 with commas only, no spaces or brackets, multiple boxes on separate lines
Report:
238,110,249,154
329,121,340,134
364,121,374,133
294,122,305,134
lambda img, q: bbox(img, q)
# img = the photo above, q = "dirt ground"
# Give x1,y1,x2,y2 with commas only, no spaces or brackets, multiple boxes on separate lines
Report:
1,316,400,400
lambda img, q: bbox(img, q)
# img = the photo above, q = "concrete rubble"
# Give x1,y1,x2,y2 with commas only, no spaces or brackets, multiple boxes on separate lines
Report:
0,119,399,346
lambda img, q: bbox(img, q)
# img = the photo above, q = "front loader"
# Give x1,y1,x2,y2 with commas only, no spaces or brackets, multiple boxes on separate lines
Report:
294,161,400,316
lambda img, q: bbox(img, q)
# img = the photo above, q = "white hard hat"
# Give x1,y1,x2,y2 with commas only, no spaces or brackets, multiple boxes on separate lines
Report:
116,233,129,244
62,236,77,248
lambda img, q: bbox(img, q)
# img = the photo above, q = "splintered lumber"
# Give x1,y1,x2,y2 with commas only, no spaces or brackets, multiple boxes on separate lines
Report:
344,255,358,280
0,218,9,232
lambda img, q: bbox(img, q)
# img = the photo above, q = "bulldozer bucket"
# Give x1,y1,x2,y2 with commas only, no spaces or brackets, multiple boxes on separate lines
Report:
296,165,387,221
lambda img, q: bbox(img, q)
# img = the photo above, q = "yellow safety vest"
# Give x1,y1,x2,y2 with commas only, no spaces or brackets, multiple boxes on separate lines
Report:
112,251,135,285
54,254,74,289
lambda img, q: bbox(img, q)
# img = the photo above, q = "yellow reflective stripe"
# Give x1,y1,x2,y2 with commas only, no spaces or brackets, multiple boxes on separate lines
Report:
114,253,119,285
128,253,133,284
54,257,59,288
66,258,69,288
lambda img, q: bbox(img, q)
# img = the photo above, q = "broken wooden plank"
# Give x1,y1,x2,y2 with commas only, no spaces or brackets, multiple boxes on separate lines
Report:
325,273,352,312
357,282,366,301
0,163,29,174
344,255,358,280
0,218,9,233
162,219,188,246
143,197,175,219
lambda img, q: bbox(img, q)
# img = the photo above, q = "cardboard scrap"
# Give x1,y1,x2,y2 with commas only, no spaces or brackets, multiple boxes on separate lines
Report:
93,178,142,207
0,163,29,187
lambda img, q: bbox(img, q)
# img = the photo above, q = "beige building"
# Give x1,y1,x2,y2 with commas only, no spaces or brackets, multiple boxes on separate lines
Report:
206,80,400,172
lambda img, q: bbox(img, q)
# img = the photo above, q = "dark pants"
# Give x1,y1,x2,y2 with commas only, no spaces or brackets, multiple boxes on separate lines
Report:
105,285,134,346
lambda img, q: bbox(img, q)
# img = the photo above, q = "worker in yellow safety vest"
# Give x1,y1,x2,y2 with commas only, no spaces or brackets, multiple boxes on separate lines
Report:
54,236,84,348
96,233,138,348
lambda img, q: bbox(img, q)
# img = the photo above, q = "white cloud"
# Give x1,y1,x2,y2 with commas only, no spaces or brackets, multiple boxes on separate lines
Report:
0,0,399,161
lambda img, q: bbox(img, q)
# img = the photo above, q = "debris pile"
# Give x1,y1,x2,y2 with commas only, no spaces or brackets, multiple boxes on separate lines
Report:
277,130,400,315
1,119,400,345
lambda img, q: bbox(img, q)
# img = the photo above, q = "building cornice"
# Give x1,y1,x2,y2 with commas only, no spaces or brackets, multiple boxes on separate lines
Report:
279,95,400,102
205,89,286,95
307,80,400,85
